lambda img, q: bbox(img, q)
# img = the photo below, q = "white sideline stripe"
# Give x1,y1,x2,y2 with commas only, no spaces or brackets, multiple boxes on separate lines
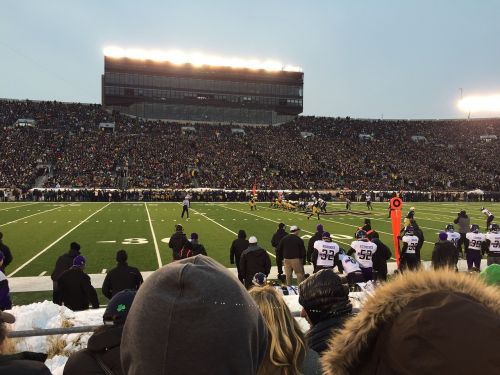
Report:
38,271,47,276
220,204,352,249
0,202,39,211
144,203,162,268
101,269,107,274
0,203,73,227
7,203,112,277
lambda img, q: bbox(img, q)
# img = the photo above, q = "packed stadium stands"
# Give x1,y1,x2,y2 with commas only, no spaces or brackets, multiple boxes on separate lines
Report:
1,100,499,192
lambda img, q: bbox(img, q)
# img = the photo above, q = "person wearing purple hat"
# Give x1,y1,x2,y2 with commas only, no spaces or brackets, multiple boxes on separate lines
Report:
431,231,459,270
58,255,99,311
0,251,12,311
307,224,324,264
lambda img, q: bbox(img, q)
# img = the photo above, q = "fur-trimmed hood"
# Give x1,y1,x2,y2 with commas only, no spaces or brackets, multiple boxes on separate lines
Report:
322,270,500,375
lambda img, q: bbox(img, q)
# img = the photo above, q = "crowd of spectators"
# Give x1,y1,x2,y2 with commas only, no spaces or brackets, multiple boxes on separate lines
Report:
1,100,498,193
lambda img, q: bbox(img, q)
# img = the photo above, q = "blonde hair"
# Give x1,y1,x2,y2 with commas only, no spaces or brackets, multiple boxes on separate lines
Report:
249,286,306,375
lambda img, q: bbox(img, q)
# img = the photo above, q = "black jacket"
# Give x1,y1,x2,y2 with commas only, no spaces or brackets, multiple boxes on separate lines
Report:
307,232,323,263
0,352,51,375
277,234,306,261
371,238,392,279
58,267,99,311
168,231,189,260
64,326,124,375
102,263,143,299
307,316,351,355
239,245,272,288
271,229,288,248
0,242,12,271
190,242,207,256
432,241,459,270
230,238,249,266
51,248,80,281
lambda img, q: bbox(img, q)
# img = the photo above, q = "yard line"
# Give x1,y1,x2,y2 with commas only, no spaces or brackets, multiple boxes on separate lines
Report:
190,205,276,259
0,202,39,211
144,203,162,268
38,271,47,276
0,203,74,227
220,204,353,249
8,202,112,277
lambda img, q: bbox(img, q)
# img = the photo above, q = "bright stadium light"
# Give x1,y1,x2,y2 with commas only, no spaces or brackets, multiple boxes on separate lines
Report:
102,46,302,72
457,94,500,113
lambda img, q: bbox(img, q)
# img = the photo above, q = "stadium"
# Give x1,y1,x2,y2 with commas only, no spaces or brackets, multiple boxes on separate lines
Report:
1,2,500,374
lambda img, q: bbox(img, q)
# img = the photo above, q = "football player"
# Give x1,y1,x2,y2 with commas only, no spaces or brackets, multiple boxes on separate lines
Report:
445,224,462,258
338,251,365,287
307,200,320,220
311,232,341,273
465,224,486,272
481,207,495,231
399,226,421,272
345,198,352,211
485,223,500,266
365,193,373,211
347,230,377,281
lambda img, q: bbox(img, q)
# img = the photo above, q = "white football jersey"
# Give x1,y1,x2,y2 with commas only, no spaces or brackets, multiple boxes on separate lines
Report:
339,253,361,274
482,208,493,217
350,240,377,268
447,231,461,247
402,235,419,254
466,232,486,251
314,240,340,267
486,232,500,254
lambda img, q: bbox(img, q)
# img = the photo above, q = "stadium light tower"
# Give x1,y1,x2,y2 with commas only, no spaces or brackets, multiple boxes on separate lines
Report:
458,93,500,119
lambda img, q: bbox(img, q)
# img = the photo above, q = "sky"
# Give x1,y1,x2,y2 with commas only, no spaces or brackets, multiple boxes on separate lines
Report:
1,0,500,119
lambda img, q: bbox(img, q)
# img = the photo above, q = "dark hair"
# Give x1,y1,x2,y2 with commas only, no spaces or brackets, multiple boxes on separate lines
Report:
70,242,81,252
0,232,3,240
175,224,183,232
238,230,246,239
116,249,128,263
298,269,351,325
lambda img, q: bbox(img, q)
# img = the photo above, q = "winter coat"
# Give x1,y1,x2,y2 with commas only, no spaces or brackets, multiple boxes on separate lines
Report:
63,326,124,375
322,270,500,375
121,255,268,375
258,348,322,375
168,231,189,260
271,229,287,249
0,242,12,271
277,234,306,261
229,238,249,266
51,248,80,281
0,270,12,310
306,316,351,355
0,352,51,375
240,245,272,288
307,232,323,263
102,263,143,299
370,238,391,279
58,267,99,311
454,215,471,234
432,240,459,270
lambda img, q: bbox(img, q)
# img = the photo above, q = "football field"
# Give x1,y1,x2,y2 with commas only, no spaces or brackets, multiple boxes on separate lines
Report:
0,201,499,278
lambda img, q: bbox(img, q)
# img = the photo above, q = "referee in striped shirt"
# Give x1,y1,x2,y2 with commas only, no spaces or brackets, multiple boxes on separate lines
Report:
182,196,190,219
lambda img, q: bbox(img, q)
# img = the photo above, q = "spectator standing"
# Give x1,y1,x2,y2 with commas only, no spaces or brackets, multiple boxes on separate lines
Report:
0,252,12,311
168,224,189,261
249,286,321,375
230,230,249,283
239,237,271,289
120,256,268,375
50,242,81,305
277,225,306,286
431,232,459,270
322,271,500,374
0,233,12,272
454,210,470,255
58,256,99,311
0,311,51,374
102,250,143,300
368,231,391,281
307,224,324,264
298,269,353,355
64,290,136,375
271,223,287,280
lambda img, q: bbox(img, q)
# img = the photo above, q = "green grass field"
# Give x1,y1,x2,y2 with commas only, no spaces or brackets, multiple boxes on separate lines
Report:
1,201,499,277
